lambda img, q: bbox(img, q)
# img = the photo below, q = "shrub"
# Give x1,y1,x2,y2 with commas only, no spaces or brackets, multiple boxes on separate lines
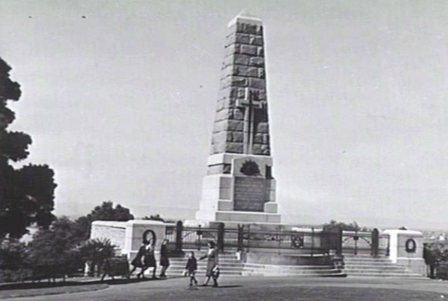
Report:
79,238,117,277
100,256,129,280
0,238,30,283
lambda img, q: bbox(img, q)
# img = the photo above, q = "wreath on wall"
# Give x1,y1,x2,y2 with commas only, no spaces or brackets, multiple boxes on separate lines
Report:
405,238,417,253
291,235,304,249
142,229,157,245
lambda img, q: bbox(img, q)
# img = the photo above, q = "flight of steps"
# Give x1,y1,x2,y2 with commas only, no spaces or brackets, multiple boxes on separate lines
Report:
242,263,346,277
166,251,245,277
343,255,425,278
166,250,345,277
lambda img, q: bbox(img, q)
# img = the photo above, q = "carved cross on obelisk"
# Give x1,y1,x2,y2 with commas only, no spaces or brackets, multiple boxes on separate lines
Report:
236,87,264,154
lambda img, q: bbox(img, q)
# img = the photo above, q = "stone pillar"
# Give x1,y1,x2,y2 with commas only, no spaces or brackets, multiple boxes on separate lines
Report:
383,229,426,275
210,12,270,157
194,12,281,226
122,220,166,261
90,220,168,277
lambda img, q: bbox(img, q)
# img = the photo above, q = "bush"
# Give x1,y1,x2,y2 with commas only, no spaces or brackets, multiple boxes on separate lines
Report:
100,256,129,280
79,238,117,277
27,217,85,281
0,239,28,269
0,238,30,283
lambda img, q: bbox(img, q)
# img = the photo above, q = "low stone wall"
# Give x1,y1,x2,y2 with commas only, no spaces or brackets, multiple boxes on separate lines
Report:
91,221,127,255
89,220,168,262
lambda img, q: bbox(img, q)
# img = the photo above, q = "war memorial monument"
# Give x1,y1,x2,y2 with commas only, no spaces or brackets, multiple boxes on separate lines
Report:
194,13,280,225
91,12,426,279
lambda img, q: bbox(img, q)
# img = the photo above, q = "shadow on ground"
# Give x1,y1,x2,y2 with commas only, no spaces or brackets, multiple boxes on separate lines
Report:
0,277,167,291
0,282,108,299
0,277,168,299
209,285,242,289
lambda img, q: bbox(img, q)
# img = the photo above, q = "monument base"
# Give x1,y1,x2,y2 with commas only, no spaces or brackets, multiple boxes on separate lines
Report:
190,209,281,229
195,152,281,228
196,209,281,224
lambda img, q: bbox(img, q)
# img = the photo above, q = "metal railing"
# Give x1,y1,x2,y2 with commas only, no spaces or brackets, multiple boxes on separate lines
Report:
165,222,390,257
342,230,389,256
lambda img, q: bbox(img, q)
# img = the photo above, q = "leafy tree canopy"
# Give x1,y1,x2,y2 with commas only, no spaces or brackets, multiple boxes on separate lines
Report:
0,56,57,239
143,214,164,222
323,220,370,232
87,201,134,222
0,238,28,269
73,201,134,241
28,217,82,268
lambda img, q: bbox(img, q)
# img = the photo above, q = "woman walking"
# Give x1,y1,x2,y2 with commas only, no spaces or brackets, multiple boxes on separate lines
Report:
199,241,219,287
141,239,157,279
128,240,148,279
159,239,170,278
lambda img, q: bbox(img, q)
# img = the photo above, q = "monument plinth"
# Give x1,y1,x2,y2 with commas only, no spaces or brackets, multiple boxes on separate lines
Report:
195,13,281,225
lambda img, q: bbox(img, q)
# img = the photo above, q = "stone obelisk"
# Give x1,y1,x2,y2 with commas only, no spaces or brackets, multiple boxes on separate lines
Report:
195,12,281,225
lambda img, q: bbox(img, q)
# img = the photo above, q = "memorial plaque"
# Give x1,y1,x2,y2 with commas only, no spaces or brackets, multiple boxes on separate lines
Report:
234,177,266,212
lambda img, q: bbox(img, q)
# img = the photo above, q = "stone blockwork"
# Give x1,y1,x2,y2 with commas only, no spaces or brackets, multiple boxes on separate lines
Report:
90,220,167,272
196,15,281,225
91,221,126,255
210,15,270,157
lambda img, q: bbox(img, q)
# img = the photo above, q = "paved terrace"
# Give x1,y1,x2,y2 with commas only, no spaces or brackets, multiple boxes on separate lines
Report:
1,276,447,301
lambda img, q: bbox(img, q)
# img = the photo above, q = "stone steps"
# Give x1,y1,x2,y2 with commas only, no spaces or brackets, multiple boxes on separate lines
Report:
242,273,346,277
344,265,403,271
169,267,244,272
242,263,345,277
242,269,343,275
342,255,425,279
347,273,425,278
344,259,394,263
344,260,402,266
346,268,413,274
243,264,337,270
167,253,244,277
242,270,345,277
167,252,345,278
344,256,393,262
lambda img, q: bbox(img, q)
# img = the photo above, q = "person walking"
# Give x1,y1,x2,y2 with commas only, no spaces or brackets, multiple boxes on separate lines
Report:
185,251,198,289
199,241,219,287
128,240,148,279
424,243,439,279
159,239,170,278
140,239,157,279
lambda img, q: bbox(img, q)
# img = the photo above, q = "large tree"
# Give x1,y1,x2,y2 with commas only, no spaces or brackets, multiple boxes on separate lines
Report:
0,56,57,239
87,201,134,222
323,220,370,232
28,217,84,279
73,201,134,241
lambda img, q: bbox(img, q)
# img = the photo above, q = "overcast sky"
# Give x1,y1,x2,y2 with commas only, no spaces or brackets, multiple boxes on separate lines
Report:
1,0,448,230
